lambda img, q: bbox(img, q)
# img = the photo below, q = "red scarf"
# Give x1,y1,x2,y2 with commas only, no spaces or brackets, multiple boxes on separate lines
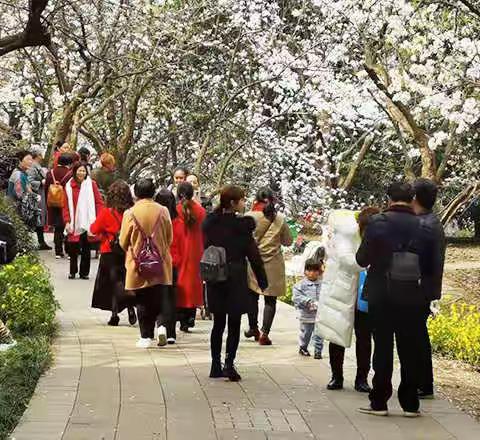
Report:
252,201,267,212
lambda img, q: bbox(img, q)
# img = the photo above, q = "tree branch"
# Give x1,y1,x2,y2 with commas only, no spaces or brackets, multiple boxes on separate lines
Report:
0,0,51,57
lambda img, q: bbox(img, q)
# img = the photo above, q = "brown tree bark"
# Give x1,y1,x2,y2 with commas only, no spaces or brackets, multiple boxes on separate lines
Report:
0,1,51,57
339,134,375,190
364,63,437,180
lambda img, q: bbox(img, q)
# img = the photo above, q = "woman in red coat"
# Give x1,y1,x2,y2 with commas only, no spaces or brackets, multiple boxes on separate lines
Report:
63,162,103,279
90,180,136,326
172,182,207,332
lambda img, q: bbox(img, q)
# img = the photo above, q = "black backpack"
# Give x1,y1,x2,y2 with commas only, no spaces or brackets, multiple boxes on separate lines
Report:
0,214,18,264
200,246,228,283
386,217,425,305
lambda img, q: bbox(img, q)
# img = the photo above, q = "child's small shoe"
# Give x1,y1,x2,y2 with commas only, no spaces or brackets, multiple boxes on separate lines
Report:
299,347,311,357
314,352,323,360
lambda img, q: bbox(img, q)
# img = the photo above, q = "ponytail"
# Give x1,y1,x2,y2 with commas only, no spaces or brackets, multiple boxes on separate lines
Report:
183,199,197,228
256,187,277,222
177,182,196,228
263,201,277,222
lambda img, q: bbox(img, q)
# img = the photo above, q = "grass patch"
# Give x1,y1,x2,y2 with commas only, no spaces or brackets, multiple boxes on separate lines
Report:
0,338,52,439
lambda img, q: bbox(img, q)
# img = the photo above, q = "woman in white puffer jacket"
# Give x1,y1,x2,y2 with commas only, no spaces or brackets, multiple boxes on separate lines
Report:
315,210,362,390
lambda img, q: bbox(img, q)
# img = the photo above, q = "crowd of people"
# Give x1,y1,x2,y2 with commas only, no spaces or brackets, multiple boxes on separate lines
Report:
5,145,446,417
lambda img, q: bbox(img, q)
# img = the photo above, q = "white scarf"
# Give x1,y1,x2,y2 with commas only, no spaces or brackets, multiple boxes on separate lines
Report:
66,177,96,235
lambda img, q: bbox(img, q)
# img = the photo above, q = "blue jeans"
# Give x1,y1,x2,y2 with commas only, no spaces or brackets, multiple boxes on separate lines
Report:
299,322,324,355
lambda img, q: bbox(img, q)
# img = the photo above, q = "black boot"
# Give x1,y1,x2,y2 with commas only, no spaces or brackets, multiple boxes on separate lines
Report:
108,315,120,326
223,357,241,382
327,377,344,390
127,307,137,326
354,381,372,393
209,361,224,378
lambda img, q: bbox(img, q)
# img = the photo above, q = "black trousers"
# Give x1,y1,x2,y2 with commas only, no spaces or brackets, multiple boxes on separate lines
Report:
156,286,177,339
68,233,91,277
211,313,241,365
54,226,65,256
329,310,372,383
36,226,46,245
419,305,434,394
369,302,425,412
247,292,277,334
136,285,165,339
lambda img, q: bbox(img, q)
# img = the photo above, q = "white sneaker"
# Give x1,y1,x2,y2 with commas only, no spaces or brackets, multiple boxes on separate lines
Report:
135,338,154,349
404,411,421,418
358,407,388,417
167,337,176,345
157,326,167,347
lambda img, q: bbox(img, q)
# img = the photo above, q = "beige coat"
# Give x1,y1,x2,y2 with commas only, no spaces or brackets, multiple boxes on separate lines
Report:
246,211,293,296
119,199,173,290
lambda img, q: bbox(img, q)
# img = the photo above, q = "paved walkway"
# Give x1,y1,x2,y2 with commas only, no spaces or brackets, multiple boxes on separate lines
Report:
11,252,480,440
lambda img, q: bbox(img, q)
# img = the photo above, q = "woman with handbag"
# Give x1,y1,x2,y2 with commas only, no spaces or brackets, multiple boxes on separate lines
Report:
90,180,136,326
45,153,74,258
244,188,293,345
7,151,42,239
63,163,103,279
27,152,51,250
203,185,268,381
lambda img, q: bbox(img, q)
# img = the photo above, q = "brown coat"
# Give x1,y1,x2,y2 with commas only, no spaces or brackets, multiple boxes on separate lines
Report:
119,199,173,290
246,211,293,297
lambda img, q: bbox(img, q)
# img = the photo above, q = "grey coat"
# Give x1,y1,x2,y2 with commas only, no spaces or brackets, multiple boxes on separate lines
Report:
293,278,322,323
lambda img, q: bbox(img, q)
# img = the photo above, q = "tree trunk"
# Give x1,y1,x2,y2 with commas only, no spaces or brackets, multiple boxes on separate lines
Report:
339,134,375,190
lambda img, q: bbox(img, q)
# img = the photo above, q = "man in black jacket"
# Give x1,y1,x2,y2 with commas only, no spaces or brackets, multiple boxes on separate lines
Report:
413,178,446,399
356,182,436,417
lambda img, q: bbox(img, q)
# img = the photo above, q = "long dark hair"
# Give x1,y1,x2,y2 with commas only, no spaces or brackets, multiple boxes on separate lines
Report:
106,180,134,213
155,188,178,220
256,187,277,222
178,182,196,228
215,185,245,213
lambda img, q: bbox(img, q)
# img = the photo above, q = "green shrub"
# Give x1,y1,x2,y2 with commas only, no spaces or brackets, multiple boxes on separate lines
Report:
0,337,52,439
0,255,58,337
0,194,36,255
429,303,480,366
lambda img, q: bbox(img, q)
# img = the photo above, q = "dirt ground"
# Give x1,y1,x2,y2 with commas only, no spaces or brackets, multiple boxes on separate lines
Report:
435,357,480,420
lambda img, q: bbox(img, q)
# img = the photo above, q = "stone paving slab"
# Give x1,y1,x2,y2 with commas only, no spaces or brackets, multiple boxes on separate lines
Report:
10,249,480,439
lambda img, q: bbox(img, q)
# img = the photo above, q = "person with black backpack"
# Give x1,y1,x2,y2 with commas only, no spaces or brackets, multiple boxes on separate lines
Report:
355,182,436,418
90,180,136,327
202,185,268,381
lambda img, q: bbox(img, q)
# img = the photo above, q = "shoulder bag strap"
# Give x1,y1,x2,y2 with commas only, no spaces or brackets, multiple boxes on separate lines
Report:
150,213,163,238
51,170,58,185
257,217,274,244
130,212,147,240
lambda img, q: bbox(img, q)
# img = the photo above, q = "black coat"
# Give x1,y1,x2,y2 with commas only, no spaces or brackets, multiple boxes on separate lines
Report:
356,205,438,305
417,211,446,301
203,212,268,315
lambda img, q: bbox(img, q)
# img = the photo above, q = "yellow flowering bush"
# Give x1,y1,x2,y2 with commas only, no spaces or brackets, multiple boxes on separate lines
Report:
0,255,58,337
428,303,480,366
